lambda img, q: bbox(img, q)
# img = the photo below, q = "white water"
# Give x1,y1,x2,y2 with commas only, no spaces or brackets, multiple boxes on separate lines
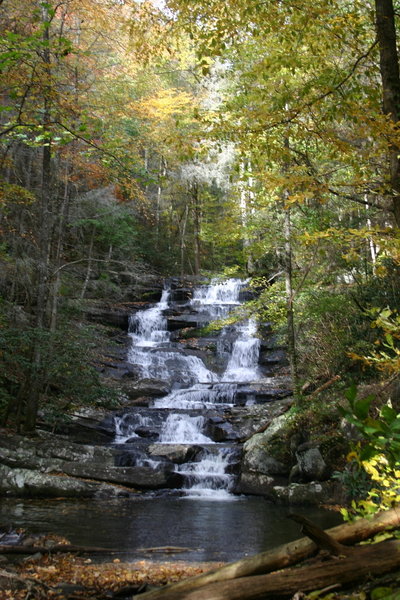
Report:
191,278,243,320
177,449,234,500
223,319,260,382
123,278,261,499
129,289,170,347
114,413,154,444
159,414,211,444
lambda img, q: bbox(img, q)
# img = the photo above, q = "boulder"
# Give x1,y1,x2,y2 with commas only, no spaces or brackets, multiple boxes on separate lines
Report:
119,379,171,399
243,412,292,453
0,464,129,498
59,462,180,489
235,472,286,496
269,481,344,506
242,448,288,476
206,417,242,442
148,444,200,464
295,444,329,481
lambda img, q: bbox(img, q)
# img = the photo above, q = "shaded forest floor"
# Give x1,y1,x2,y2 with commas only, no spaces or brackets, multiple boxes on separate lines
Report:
2,551,400,600
0,554,224,599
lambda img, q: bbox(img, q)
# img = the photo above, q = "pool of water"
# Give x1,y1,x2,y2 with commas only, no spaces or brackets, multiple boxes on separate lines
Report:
0,496,341,562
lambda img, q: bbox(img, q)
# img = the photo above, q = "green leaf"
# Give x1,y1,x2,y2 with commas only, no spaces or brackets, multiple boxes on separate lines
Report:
353,395,372,420
345,384,358,406
360,445,379,461
380,405,397,424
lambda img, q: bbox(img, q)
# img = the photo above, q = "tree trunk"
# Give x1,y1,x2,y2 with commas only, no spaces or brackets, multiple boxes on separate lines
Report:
180,204,189,276
50,160,70,332
24,3,53,432
239,161,255,274
80,227,95,299
167,540,400,600
283,203,299,398
375,0,400,225
191,182,201,275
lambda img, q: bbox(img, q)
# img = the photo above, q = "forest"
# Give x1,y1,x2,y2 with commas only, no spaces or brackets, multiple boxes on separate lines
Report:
1,0,400,598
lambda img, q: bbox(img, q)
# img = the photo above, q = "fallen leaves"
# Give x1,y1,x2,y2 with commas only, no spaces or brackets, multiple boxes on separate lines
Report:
0,553,224,600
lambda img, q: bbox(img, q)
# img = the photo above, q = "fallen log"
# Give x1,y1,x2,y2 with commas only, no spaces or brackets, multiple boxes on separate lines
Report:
139,507,400,600
287,513,347,556
0,543,115,554
136,546,194,554
306,375,341,402
170,539,400,600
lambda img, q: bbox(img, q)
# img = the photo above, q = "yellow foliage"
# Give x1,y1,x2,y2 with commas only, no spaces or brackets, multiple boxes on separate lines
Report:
132,89,195,121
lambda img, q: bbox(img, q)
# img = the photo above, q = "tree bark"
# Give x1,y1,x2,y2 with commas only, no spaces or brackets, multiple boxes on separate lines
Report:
283,203,299,398
24,2,53,433
191,182,201,275
167,540,400,600
375,0,400,225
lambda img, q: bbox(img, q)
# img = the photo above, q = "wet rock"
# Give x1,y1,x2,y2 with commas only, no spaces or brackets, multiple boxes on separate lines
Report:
168,287,193,303
206,418,242,442
119,379,171,399
258,349,288,365
59,462,177,489
134,427,159,440
85,305,134,329
148,444,200,464
0,464,129,498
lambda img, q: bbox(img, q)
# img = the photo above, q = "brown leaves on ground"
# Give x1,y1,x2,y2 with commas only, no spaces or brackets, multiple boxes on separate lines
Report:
0,554,224,600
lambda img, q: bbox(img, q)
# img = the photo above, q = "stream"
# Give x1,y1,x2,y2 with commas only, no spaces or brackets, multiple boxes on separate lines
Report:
0,497,340,562
0,278,341,562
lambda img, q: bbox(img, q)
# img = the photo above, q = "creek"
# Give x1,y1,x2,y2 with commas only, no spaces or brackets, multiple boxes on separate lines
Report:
0,497,340,562
1,278,341,562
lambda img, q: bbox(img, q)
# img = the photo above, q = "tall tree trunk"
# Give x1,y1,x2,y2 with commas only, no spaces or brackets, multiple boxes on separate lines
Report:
180,204,189,277
50,160,70,332
80,227,95,299
282,136,300,400
24,3,53,432
191,182,201,276
375,0,400,225
239,161,255,274
283,202,299,400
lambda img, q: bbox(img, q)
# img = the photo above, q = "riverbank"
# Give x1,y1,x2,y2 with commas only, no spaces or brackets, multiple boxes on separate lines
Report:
2,508,400,600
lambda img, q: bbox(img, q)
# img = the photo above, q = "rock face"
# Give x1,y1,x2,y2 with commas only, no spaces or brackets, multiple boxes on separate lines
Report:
237,408,342,505
0,430,180,497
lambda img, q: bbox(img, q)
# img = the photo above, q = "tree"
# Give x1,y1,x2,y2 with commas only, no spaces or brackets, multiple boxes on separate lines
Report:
375,0,400,226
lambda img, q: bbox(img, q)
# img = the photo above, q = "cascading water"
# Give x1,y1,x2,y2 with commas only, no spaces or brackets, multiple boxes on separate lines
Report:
118,278,262,499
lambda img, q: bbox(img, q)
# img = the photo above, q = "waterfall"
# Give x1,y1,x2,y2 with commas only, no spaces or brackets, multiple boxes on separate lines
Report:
129,288,170,347
223,319,260,382
158,414,211,444
118,278,261,499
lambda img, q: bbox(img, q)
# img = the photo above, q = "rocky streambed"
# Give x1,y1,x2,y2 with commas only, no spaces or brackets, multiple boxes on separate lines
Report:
0,277,346,506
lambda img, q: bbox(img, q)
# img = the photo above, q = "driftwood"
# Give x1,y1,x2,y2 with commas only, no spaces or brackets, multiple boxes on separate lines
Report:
139,507,400,600
287,513,348,556
0,543,115,554
137,546,194,554
168,539,400,600
306,375,341,401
